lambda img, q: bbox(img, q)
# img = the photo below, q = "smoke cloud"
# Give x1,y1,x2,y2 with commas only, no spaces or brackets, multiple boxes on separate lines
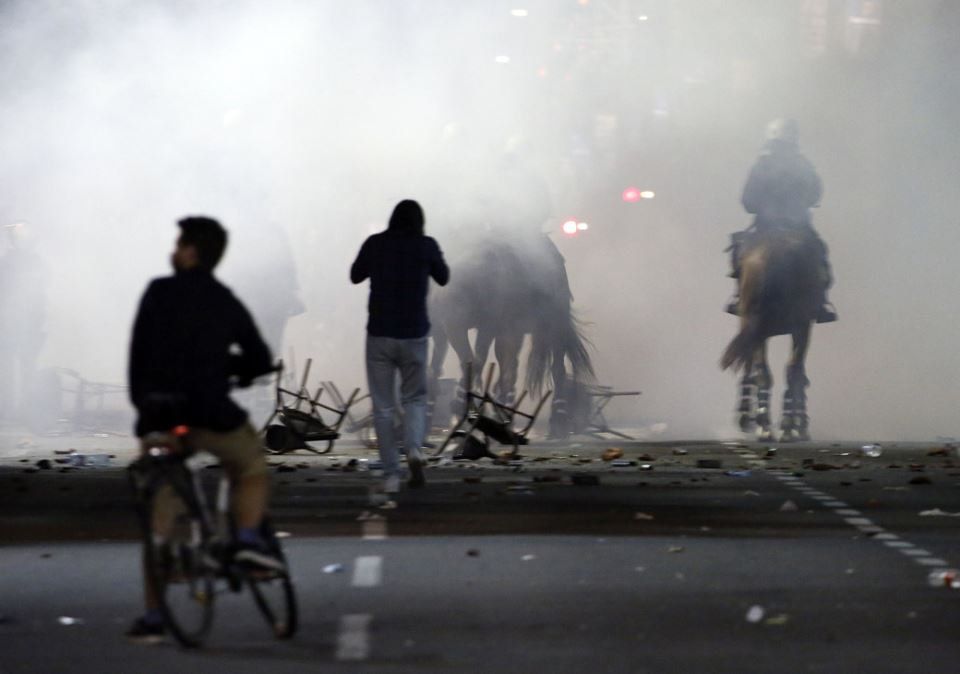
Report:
0,0,956,440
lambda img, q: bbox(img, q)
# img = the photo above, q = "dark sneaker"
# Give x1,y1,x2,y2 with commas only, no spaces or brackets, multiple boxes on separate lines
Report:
725,297,740,315
407,455,426,489
233,543,286,574
126,617,166,644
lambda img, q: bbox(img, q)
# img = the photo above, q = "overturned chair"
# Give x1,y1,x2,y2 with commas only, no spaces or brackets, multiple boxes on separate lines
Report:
435,362,552,460
261,358,360,454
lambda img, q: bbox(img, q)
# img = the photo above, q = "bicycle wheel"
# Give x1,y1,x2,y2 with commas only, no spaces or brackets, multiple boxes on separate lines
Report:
246,521,298,639
142,470,216,647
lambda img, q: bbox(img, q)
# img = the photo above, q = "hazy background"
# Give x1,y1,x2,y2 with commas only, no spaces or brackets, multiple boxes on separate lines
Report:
0,0,957,440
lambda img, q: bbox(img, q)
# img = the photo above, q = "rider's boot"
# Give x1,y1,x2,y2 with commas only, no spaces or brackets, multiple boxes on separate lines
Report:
816,298,838,323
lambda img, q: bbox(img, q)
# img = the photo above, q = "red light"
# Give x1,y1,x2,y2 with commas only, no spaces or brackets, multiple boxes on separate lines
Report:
622,187,641,203
561,220,578,235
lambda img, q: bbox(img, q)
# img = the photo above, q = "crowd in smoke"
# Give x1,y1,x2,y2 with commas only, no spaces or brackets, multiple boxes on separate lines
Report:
0,0,957,440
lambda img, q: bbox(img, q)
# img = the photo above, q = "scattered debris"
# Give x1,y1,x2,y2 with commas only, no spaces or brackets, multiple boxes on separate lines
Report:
724,470,751,478
323,563,344,574
696,459,723,469
35,459,52,470
602,447,624,461
765,614,790,626
667,546,685,554
928,447,951,457
638,453,655,461
909,476,933,486
532,475,560,483
466,549,480,557
764,448,778,458
745,605,765,623
861,443,885,458
571,474,600,486
743,490,761,496
840,481,853,487
927,569,960,588
275,531,292,539
276,464,297,473
57,617,84,626
634,512,655,521
610,460,637,468
639,464,654,471
671,448,688,456
505,485,535,495
779,500,799,512
521,554,537,561
463,476,482,484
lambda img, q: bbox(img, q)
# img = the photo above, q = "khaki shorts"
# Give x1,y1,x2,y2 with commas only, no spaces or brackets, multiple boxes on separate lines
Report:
190,423,268,479
140,422,267,479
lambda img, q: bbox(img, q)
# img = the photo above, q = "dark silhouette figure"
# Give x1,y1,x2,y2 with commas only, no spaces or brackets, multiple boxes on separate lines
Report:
126,216,281,642
350,200,449,495
726,118,836,323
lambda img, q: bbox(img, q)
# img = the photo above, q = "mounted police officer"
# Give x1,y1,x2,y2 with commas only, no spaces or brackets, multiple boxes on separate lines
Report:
726,118,837,323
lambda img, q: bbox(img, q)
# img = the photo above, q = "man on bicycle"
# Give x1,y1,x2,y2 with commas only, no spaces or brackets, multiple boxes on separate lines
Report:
126,216,280,641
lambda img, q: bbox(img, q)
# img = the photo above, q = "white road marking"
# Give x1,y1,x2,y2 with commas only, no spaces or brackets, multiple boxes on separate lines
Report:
915,558,949,566
901,548,933,556
336,614,372,661
773,470,954,583
352,556,383,587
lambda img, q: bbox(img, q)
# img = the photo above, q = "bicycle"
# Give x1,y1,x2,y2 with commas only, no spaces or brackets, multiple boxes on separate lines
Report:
128,424,298,648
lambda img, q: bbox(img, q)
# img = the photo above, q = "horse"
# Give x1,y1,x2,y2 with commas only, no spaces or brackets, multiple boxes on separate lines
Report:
720,225,823,441
429,233,593,437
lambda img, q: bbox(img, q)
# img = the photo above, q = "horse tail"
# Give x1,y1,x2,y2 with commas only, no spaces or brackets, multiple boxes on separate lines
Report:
526,308,595,394
720,315,761,371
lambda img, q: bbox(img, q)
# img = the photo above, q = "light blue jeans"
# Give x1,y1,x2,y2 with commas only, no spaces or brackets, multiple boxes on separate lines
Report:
365,335,428,478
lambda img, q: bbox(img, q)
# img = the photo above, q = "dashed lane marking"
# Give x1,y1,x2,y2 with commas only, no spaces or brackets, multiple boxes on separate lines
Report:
352,556,383,587
772,470,954,577
336,614,372,661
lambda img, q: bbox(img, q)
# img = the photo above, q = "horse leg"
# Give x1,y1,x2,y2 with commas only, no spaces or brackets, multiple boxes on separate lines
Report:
737,350,757,433
426,330,449,432
446,327,476,413
753,344,774,442
493,330,522,406
548,343,571,439
781,324,812,441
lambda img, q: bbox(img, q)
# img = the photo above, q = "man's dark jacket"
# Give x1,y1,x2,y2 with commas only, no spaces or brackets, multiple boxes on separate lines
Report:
742,140,822,226
350,231,449,339
128,267,273,435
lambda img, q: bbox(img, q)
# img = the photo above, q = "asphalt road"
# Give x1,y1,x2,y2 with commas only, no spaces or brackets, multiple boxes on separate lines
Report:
2,438,960,673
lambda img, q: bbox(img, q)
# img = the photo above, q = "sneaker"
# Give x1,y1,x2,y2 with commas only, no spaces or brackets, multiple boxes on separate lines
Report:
233,542,286,574
725,297,739,315
383,474,400,494
126,616,166,644
407,455,425,489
